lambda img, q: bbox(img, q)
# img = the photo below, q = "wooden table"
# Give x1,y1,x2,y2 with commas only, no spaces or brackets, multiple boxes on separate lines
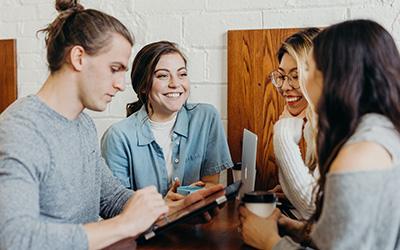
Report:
137,199,255,250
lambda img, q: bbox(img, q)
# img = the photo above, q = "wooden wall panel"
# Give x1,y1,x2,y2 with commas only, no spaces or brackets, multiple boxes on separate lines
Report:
0,39,17,114
227,28,305,190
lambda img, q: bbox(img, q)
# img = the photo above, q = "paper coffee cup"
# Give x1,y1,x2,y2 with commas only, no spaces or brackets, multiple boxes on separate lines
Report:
241,191,276,218
232,162,242,182
233,170,241,183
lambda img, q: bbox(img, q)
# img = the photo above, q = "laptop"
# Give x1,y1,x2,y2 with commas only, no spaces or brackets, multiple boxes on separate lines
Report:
136,181,242,242
237,129,301,220
239,129,258,199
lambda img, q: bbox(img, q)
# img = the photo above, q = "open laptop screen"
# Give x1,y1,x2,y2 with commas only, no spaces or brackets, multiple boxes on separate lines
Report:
239,129,258,198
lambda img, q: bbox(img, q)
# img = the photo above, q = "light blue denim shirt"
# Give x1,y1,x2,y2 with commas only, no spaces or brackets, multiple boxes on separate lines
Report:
101,103,233,196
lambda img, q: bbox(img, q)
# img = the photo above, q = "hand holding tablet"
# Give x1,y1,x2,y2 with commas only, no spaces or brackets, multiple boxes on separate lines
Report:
165,179,206,201
177,186,205,196
137,181,242,242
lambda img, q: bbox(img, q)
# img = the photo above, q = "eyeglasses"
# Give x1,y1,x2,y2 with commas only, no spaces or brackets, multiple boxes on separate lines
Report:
269,71,300,89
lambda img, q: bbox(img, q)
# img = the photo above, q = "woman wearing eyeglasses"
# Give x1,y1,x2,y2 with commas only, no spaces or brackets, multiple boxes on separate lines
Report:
269,28,320,219
240,19,400,250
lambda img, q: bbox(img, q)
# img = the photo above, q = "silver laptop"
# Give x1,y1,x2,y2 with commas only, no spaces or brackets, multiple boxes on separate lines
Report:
239,129,258,198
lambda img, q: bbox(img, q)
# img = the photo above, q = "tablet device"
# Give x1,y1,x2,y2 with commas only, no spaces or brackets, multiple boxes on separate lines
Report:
137,181,242,242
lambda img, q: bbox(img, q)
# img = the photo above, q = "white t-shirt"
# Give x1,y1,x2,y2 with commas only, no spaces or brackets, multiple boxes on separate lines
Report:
149,116,177,186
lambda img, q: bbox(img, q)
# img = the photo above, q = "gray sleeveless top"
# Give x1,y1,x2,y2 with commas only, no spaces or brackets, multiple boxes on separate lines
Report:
274,113,400,250
344,113,400,165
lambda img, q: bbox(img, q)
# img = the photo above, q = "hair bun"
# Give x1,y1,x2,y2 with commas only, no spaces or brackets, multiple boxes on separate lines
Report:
55,0,84,13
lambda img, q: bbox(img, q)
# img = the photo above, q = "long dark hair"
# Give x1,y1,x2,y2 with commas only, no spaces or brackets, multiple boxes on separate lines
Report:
38,0,133,73
305,19,400,239
126,41,187,117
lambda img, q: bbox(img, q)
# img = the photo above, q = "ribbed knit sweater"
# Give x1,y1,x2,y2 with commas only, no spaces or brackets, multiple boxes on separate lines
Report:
273,118,318,219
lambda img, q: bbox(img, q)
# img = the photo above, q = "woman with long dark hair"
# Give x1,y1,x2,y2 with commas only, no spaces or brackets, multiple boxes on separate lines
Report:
239,19,400,249
101,41,233,200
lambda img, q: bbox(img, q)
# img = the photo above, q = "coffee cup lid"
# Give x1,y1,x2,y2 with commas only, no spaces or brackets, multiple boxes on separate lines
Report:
241,191,276,203
233,162,242,170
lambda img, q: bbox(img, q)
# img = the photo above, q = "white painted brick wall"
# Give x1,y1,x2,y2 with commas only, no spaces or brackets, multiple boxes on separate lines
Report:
184,49,207,82
263,7,348,28
1,0,400,141
185,12,262,47
2,6,40,21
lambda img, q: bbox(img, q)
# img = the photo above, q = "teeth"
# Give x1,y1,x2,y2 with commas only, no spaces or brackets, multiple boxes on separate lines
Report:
166,93,180,98
285,96,301,102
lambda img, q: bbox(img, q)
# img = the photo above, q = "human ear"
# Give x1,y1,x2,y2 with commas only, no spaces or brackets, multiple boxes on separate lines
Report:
69,45,85,71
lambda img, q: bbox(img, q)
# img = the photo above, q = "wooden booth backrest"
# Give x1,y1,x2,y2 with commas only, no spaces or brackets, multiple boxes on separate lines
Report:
0,39,18,114
227,28,307,190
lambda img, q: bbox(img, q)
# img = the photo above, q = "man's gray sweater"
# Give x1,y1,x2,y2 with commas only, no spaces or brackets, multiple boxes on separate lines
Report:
0,95,133,250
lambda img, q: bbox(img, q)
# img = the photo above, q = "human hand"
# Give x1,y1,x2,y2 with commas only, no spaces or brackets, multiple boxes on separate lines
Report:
186,184,224,223
278,215,307,243
279,105,306,120
118,185,169,238
166,184,224,224
239,206,281,250
165,180,206,201
165,179,185,201
183,183,223,207
268,184,286,199
189,181,206,187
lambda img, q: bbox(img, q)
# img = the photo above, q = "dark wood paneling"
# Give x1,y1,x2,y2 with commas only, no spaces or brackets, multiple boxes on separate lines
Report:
0,39,17,114
228,29,306,190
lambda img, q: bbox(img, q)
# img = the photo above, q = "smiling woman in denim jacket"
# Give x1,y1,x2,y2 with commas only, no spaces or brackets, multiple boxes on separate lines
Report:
101,41,233,200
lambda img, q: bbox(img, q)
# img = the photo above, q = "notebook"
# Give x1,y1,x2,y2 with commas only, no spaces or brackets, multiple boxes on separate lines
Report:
238,129,258,199
137,181,242,242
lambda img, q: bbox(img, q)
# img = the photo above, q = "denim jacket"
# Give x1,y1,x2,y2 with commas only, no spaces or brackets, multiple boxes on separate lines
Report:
101,103,233,196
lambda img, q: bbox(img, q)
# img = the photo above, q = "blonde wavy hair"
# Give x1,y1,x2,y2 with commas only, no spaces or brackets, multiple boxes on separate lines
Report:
277,28,321,172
